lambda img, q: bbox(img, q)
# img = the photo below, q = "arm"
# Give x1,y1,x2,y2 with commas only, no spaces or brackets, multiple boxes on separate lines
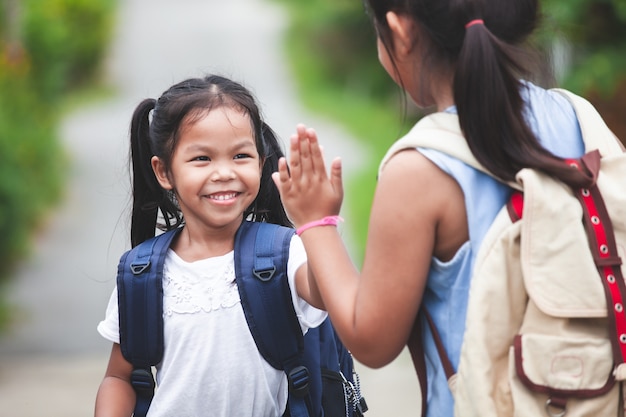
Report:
94,343,136,417
294,262,326,310
274,125,461,367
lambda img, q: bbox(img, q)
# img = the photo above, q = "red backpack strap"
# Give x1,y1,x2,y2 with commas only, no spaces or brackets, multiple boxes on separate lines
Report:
422,309,455,379
569,152,626,370
408,315,428,417
507,191,524,222
408,309,456,416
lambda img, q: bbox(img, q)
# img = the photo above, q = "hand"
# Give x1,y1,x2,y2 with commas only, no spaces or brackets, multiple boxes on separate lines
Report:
272,124,344,228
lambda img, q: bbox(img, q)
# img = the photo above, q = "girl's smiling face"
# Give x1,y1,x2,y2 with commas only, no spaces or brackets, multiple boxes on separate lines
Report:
152,106,262,233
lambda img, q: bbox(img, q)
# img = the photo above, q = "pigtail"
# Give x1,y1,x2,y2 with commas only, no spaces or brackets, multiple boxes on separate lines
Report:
129,99,182,247
245,122,293,228
129,99,159,247
454,17,590,188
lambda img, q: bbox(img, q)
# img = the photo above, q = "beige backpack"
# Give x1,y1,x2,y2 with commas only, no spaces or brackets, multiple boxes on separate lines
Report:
379,89,626,417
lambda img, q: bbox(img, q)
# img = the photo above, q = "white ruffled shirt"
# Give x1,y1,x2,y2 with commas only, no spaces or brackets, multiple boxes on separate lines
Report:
97,235,326,417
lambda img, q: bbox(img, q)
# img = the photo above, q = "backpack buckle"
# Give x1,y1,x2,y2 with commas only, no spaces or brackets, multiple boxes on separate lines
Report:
253,266,276,282
287,366,310,398
130,368,155,397
130,261,151,275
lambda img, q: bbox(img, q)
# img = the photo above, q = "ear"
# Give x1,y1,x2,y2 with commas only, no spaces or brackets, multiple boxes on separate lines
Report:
151,156,174,190
386,11,416,57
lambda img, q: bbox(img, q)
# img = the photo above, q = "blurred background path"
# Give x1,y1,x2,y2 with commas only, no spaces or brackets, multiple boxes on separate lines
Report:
0,0,420,415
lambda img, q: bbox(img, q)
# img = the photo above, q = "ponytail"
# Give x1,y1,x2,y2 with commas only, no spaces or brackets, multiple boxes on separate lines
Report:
129,99,182,247
454,20,590,188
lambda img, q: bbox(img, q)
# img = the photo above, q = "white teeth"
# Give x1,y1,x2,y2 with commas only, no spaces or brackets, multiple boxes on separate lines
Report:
209,193,237,201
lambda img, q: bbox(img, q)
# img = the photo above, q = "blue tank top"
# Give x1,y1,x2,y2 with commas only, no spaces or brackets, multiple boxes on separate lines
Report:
417,83,585,417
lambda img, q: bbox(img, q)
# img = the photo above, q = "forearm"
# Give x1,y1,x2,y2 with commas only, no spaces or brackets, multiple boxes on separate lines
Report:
301,222,425,368
94,376,136,417
274,125,420,366
306,263,326,310
299,227,361,341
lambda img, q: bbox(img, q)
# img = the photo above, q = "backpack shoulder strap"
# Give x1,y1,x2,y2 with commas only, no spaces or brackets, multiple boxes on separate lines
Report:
377,90,624,185
117,227,182,417
378,112,494,179
234,221,312,417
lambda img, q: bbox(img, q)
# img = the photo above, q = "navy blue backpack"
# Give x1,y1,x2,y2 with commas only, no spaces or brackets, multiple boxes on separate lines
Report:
117,220,367,417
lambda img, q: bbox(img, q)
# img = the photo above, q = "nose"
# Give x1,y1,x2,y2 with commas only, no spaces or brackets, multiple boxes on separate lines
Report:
209,161,236,181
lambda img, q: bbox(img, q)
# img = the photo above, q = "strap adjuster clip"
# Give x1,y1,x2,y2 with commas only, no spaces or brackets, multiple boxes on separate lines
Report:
253,266,276,281
130,261,151,275
287,366,310,398
131,368,155,397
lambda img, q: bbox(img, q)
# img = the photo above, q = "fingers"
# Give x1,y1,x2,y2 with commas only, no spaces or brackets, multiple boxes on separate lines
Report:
288,132,302,182
272,157,290,191
293,124,329,181
273,123,344,221
330,157,344,199
306,127,327,177
296,125,315,177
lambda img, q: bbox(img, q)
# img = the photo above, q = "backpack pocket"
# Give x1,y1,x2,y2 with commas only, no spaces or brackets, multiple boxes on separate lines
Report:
509,316,621,416
321,369,348,416
520,169,608,318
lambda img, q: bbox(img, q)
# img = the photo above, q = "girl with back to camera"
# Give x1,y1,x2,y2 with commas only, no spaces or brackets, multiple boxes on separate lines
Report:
95,75,326,416
272,0,614,415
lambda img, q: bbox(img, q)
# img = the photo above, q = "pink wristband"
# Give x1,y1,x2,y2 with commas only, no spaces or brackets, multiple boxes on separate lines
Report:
296,216,344,236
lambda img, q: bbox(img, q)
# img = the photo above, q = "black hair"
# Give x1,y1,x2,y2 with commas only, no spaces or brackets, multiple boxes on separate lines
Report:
364,0,590,188
129,74,292,247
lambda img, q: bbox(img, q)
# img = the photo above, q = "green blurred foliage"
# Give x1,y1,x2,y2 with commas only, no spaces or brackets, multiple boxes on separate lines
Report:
0,57,59,264
0,43,64,328
21,0,116,101
279,0,398,104
540,0,626,96
0,0,116,327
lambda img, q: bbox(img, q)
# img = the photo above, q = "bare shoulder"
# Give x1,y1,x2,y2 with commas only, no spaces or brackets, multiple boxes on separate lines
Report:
375,148,467,261
378,148,460,208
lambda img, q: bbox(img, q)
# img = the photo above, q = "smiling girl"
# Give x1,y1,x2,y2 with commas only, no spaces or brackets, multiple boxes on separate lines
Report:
94,75,326,417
